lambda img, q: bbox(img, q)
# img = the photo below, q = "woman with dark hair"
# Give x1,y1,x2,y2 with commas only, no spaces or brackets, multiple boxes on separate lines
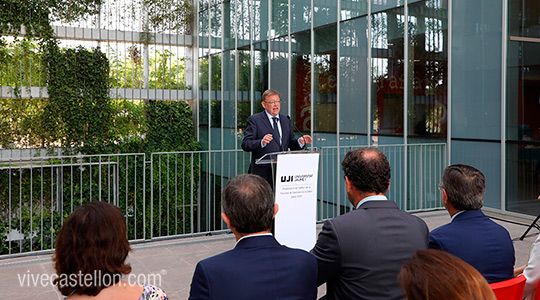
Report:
53,201,168,300
399,249,496,300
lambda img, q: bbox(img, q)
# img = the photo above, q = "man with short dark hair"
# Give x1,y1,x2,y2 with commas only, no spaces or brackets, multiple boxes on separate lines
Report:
429,164,515,283
188,174,317,300
242,89,312,188
311,148,428,300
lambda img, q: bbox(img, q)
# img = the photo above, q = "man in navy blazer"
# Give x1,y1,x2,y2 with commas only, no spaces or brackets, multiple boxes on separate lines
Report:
429,164,515,283
188,174,317,300
242,89,312,188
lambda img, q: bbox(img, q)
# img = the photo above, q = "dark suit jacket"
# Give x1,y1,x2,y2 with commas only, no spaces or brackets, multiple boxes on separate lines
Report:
428,209,515,283
241,112,303,187
189,235,318,300
311,200,429,300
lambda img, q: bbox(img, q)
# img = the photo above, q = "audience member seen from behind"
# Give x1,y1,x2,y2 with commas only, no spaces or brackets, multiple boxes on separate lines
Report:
514,195,540,300
311,148,428,300
399,249,496,300
189,173,317,300
53,201,168,300
429,164,515,283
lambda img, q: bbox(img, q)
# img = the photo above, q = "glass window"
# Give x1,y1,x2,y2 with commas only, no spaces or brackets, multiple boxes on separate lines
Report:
223,0,235,50
210,4,222,50
314,0,337,28
506,37,540,214
270,36,290,116
291,31,312,133
199,56,209,149
371,0,401,14
271,0,289,38
210,54,222,149
509,0,540,38
506,143,540,214
314,24,337,147
341,0,368,21
237,0,251,48
371,8,405,138
253,0,268,43
451,0,502,140
452,141,501,209
291,0,311,34
199,10,209,53
253,42,269,114
340,17,368,141
237,48,251,147
223,51,236,150
407,0,448,143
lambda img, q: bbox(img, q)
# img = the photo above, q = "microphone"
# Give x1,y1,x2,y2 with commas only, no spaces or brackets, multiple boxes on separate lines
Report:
287,115,308,151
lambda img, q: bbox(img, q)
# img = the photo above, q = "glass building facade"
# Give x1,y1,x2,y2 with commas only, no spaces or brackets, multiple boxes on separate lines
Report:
196,0,540,216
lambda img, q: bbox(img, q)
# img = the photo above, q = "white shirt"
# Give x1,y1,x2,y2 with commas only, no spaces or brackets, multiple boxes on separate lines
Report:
234,232,273,248
261,111,304,148
356,195,388,209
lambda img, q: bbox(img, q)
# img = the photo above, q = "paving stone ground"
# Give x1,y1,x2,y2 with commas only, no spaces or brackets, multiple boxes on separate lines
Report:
0,209,537,300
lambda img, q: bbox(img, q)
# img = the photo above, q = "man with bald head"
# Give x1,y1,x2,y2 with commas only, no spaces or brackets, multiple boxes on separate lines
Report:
311,148,429,300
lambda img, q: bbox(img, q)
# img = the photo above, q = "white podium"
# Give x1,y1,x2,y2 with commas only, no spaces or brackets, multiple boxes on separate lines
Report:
257,151,319,251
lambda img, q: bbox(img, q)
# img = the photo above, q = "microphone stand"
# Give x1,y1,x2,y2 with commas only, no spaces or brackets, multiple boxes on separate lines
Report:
287,115,309,151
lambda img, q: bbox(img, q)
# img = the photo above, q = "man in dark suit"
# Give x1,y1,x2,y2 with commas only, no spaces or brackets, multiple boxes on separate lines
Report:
242,89,312,188
429,164,515,283
188,174,317,300
311,148,428,300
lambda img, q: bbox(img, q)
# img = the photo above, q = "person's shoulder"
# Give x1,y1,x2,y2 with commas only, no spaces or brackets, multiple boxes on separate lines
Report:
141,284,169,300
279,245,317,265
429,221,453,235
196,248,236,266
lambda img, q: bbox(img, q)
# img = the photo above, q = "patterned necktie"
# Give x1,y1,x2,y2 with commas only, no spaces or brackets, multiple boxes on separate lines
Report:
272,117,281,145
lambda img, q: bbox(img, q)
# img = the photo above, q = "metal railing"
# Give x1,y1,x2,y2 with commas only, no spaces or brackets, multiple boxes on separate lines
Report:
0,143,445,257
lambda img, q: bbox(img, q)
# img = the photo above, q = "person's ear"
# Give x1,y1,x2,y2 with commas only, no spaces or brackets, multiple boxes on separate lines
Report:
273,203,279,218
441,188,449,206
222,213,232,229
344,176,352,192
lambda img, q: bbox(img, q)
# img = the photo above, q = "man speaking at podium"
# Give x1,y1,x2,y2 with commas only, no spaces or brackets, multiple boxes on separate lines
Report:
242,89,312,188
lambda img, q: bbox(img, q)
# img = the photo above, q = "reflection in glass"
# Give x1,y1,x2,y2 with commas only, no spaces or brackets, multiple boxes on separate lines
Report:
237,49,251,146
253,42,269,114
253,0,268,42
291,0,311,34
210,4,222,50
314,0,337,28
506,41,540,215
408,0,447,142
224,1,235,50
314,25,337,143
291,31,311,132
237,0,251,48
509,0,540,38
452,141,501,209
371,8,405,138
341,0,368,21
451,0,501,140
371,0,400,13
223,51,236,150
199,10,209,52
272,0,289,38
270,37,290,116
340,17,368,145
199,56,209,149
210,54,221,149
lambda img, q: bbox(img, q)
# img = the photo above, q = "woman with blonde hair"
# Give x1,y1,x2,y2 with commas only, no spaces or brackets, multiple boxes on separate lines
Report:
399,249,496,300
